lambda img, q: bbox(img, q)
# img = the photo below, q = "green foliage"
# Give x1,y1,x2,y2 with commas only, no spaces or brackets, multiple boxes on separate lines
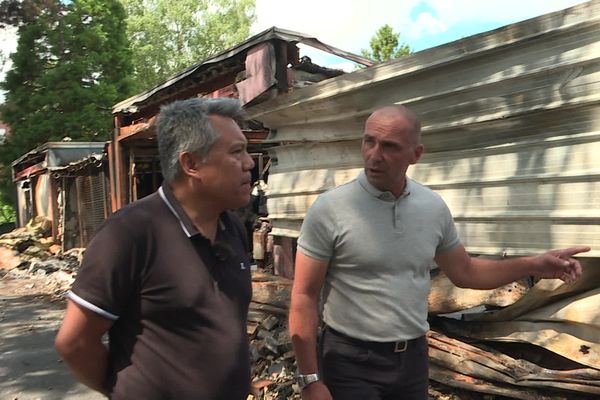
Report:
0,202,16,223
121,0,256,93
0,0,133,180
361,24,411,63
0,163,14,205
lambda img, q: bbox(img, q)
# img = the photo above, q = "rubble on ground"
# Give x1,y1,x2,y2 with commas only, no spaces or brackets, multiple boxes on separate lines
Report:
245,269,600,400
0,217,83,298
247,273,299,400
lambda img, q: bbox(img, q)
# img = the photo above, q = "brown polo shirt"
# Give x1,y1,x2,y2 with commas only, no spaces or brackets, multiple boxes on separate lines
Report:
69,184,252,399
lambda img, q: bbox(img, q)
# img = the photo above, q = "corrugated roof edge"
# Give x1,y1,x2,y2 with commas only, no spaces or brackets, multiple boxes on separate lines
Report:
111,26,374,115
11,141,107,168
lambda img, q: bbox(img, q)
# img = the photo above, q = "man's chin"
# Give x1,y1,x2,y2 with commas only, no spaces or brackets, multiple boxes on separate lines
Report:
366,175,391,192
232,194,252,209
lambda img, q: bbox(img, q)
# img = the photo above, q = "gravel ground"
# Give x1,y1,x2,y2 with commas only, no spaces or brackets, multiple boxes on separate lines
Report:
0,268,105,400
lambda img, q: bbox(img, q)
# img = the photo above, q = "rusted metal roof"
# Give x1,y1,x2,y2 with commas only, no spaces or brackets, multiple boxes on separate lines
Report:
11,142,107,181
112,26,373,115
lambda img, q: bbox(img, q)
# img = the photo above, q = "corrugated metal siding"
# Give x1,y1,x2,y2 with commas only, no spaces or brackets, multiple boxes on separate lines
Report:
247,1,600,257
76,173,108,247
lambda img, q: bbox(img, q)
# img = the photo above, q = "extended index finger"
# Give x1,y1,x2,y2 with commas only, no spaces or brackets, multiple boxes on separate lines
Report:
554,246,591,258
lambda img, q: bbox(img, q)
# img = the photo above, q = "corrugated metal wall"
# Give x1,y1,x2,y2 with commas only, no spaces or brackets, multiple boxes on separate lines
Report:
247,1,600,257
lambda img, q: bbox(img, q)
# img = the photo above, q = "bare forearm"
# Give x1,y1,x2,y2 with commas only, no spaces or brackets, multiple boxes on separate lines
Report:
55,300,113,396
436,244,588,290
59,340,109,395
289,293,320,374
462,256,535,289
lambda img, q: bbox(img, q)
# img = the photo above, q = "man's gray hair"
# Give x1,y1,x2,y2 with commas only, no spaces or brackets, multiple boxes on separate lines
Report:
156,97,244,183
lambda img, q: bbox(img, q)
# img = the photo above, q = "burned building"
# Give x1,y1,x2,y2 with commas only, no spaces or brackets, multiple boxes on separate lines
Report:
11,141,110,250
109,26,372,211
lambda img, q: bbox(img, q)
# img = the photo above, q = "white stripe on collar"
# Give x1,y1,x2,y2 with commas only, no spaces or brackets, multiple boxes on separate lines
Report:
158,186,226,237
158,186,193,237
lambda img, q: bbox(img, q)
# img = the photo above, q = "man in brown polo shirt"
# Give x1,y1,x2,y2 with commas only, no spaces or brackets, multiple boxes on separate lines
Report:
55,98,255,399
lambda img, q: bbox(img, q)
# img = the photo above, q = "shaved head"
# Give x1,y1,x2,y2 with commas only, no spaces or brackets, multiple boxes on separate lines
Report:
367,105,421,145
361,104,424,196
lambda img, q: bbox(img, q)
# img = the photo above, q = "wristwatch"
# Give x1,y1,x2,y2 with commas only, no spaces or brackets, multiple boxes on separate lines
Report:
296,373,320,390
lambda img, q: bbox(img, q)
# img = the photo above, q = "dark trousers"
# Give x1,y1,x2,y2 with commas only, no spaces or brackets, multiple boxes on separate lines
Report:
319,327,429,400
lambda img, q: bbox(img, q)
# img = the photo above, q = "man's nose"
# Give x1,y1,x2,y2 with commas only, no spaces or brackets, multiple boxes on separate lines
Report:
244,151,255,170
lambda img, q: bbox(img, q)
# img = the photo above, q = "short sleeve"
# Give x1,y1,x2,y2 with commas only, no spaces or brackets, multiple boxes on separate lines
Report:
70,215,145,320
435,202,461,255
297,195,336,261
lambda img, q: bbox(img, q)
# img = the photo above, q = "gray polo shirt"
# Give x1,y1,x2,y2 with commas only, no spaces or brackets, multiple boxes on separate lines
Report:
298,171,460,342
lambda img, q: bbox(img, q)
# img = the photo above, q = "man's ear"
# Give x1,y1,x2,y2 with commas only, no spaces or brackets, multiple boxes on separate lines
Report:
411,144,424,165
179,152,202,179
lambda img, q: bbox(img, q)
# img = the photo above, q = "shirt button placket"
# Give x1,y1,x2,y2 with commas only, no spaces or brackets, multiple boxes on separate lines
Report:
394,201,403,233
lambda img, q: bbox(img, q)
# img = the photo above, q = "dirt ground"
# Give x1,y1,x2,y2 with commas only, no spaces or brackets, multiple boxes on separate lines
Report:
0,268,105,400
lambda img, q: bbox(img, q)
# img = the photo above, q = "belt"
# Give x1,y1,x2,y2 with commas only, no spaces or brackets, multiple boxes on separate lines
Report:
326,326,421,353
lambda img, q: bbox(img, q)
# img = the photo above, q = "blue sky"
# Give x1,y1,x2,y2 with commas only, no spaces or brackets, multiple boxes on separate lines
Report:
253,0,587,70
0,0,589,91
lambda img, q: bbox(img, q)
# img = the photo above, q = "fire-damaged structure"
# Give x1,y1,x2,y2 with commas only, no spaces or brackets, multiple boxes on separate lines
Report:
11,141,109,250
108,26,373,212
5,6,599,396
245,1,600,398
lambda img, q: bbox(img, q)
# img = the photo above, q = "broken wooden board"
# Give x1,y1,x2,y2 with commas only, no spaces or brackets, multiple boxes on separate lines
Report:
428,269,528,314
428,330,600,397
434,317,600,370
251,271,292,311
473,261,600,322
431,263,600,370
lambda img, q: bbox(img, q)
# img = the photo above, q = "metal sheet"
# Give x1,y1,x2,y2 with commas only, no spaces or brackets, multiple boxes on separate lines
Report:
248,1,600,259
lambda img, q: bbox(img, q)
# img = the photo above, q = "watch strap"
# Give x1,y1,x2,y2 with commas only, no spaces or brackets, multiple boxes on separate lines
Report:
296,373,320,390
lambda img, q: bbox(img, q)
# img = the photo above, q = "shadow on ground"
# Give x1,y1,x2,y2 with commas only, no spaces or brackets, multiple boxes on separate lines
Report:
0,292,104,400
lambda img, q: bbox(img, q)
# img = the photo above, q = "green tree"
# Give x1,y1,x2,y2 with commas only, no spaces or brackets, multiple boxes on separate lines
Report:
121,0,256,93
361,24,411,63
0,0,133,203
0,201,16,223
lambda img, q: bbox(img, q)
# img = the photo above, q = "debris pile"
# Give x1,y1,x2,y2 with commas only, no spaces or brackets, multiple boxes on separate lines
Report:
0,216,83,297
245,268,600,400
247,273,300,400
428,264,600,399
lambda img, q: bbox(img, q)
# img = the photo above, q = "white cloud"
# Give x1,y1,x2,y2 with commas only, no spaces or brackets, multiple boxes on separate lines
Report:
0,26,17,72
409,11,447,39
424,0,586,25
0,26,18,103
0,26,17,53
254,0,419,54
254,0,586,56
0,0,588,94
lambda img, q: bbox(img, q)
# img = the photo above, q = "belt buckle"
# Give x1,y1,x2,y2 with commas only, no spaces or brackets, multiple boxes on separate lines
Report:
394,340,407,352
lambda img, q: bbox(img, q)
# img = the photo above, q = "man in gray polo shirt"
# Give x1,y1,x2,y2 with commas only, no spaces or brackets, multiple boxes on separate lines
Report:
289,105,589,400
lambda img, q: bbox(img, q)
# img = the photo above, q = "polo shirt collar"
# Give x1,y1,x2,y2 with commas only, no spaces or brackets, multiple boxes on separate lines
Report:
357,169,412,202
158,183,225,238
